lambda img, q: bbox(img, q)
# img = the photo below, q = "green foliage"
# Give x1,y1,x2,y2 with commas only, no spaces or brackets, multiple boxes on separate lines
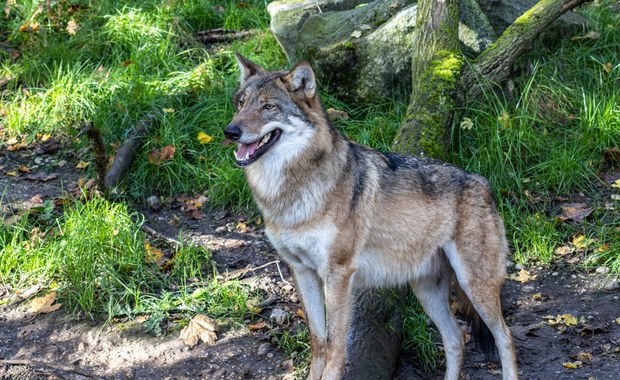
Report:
0,197,252,326
402,292,439,372
453,3,620,269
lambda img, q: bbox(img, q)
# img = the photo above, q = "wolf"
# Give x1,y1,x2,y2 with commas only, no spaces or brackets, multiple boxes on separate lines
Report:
224,53,518,380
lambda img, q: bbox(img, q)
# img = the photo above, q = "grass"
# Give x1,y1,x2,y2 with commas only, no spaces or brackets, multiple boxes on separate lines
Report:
0,0,619,375
0,196,256,328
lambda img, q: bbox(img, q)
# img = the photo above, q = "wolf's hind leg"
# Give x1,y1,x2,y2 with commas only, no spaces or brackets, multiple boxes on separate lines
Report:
444,241,518,380
411,271,463,380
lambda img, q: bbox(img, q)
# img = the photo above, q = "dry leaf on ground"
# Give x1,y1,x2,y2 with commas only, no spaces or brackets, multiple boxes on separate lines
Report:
29,292,62,314
180,314,218,347
508,269,537,283
557,203,593,223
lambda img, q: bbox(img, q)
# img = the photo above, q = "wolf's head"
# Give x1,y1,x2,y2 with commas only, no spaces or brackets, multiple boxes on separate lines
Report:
225,53,323,167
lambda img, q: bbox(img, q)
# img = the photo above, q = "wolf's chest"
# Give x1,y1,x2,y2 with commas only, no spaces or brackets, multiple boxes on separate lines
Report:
265,223,338,275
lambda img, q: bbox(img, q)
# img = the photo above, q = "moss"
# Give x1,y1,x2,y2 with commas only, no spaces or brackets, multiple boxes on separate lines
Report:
430,50,463,84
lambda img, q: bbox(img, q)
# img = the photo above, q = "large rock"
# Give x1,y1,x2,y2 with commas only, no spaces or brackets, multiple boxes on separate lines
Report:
268,0,496,101
267,0,586,102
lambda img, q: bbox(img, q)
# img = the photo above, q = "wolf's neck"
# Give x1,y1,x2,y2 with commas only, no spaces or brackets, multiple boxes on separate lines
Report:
246,125,348,227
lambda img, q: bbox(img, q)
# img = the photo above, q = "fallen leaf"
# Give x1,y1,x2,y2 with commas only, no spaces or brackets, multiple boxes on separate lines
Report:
571,30,600,41
615,317,620,325
572,234,593,250
180,314,218,347
7,142,27,151
562,361,582,369
557,203,592,223
135,315,148,324
460,117,474,130
246,299,262,314
144,242,166,267
602,62,613,74
66,19,79,35
572,351,592,364
29,292,62,314
326,108,349,121
24,172,58,182
197,131,213,144
295,308,306,320
350,30,362,38
236,221,247,233
532,293,542,301
162,108,175,113
75,161,90,170
554,245,574,256
545,313,578,327
508,269,537,283
612,179,620,189
18,165,31,173
248,320,268,331
6,170,18,176
193,194,209,208
147,145,176,165
6,137,19,145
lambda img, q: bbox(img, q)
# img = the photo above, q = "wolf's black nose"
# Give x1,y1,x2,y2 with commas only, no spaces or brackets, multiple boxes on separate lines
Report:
224,124,241,141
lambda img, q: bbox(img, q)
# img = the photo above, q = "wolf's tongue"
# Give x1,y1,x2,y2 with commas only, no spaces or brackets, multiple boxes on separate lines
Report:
235,141,260,160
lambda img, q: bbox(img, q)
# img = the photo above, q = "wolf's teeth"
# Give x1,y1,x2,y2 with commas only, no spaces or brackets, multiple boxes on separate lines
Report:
244,152,250,160
258,134,270,148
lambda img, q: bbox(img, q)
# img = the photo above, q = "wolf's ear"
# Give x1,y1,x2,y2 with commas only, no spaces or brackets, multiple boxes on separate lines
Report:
235,52,264,85
286,63,316,99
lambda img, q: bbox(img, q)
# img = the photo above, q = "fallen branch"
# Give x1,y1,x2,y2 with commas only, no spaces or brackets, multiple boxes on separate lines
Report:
195,29,254,44
463,0,590,98
104,115,157,189
1,358,102,380
141,223,183,248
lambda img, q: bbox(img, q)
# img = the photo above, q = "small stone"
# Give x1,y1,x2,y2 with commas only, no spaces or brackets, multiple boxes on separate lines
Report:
551,272,559,276
604,278,619,291
267,352,274,358
269,308,288,325
514,263,525,271
146,195,162,211
595,266,610,274
281,359,294,372
257,342,271,356
215,226,227,233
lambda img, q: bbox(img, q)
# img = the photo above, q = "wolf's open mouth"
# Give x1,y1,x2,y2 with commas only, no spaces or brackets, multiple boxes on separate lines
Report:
235,129,282,166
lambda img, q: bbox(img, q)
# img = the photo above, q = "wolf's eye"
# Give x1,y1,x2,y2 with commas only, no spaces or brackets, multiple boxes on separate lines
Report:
238,99,245,108
264,104,275,110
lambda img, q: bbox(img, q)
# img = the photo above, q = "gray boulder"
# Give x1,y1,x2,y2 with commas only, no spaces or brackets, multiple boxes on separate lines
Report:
268,0,586,101
268,0,495,101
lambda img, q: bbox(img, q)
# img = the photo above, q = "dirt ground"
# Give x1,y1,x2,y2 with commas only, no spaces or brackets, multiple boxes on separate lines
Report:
1,140,619,380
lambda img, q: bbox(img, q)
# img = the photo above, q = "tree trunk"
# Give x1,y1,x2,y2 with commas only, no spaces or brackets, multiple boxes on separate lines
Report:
463,0,589,98
343,288,407,380
392,0,461,158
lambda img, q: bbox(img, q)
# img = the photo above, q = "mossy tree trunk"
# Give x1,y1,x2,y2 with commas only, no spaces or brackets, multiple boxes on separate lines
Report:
395,0,589,157
344,1,590,379
463,0,589,98
393,0,461,158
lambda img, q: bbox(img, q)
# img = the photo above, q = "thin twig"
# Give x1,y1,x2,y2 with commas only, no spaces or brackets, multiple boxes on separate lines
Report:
1,359,102,380
141,224,183,248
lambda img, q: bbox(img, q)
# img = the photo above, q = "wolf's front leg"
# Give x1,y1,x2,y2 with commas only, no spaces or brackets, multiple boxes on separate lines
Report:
290,265,327,380
320,265,355,380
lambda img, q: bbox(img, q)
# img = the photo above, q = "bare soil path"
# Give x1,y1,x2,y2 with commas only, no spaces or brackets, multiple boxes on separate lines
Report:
1,142,619,379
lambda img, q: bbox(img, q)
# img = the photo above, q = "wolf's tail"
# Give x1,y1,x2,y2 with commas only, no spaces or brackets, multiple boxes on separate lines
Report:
453,281,497,358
